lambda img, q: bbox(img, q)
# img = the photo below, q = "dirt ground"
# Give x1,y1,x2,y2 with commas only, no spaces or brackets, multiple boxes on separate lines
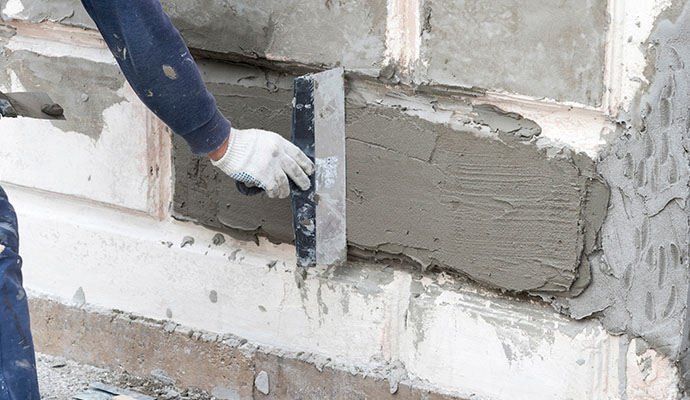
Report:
36,353,216,400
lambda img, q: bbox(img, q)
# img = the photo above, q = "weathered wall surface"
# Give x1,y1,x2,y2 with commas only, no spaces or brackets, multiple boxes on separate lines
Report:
554,1,690,387
1,0,607,104
0,23,170,215
173,60,608,295
160,0,387,73
5,0,690,397
419,0,608,105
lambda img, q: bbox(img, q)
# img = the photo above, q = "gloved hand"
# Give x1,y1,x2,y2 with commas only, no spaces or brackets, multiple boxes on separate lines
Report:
211,128,315,199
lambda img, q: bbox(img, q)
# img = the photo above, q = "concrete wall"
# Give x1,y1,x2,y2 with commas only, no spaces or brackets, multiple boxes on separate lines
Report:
172,66,607,295
1,0,689,399
419,0,608,105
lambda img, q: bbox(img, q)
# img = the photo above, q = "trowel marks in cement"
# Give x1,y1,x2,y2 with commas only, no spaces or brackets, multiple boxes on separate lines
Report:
557,1,690,385
172,61,608,295
345,104,607,295
172,69,294,243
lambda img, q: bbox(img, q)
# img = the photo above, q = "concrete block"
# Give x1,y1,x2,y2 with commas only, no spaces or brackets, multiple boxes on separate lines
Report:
2,0,386,72
420,0,608,105
172,61,607,295
0,23,170,215
159,0,387,72
0,0,94,28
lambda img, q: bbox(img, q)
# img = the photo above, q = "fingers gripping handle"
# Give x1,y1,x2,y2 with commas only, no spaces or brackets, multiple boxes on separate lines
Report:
236,181,265,196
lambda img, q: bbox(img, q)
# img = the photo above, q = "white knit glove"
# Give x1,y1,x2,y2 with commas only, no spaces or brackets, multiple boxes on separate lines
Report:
212,128,315,199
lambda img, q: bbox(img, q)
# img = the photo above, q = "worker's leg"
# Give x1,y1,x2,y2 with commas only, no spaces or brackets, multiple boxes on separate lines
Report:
0,187,39,400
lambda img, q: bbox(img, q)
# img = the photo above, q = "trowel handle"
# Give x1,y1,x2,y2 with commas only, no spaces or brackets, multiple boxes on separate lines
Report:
235,181,264,196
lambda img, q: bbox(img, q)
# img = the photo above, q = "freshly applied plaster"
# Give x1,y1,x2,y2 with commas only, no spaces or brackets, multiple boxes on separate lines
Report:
173,61,608,295
344,101,607,295
419,0,608,106
557,1,690,387
172,62,295,243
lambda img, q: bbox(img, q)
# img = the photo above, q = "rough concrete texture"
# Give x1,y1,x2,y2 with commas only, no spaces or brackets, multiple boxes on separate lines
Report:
2,0,385,72
173,61,608,295
0,25,125,140
344,102,606,295
0,0,94,28
159,0,386,73
172,62,294,243
29,297,463,400
556,0,690,388
419,0,607,106
37,352,217,399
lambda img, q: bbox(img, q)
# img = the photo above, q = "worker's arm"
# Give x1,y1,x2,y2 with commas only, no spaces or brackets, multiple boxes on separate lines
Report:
80,0,314,199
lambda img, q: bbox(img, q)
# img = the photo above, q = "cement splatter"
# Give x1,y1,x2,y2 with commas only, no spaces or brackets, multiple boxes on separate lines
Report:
72,287,85,307
254,371,269,395
180,236,195,248
162,65,178,80
228,249,240,262
212,233,225,246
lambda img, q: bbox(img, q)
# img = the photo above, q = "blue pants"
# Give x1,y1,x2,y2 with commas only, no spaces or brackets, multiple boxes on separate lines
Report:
0,187,39,400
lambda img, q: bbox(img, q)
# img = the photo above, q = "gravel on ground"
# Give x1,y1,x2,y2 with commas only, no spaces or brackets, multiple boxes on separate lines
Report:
36,353,216,400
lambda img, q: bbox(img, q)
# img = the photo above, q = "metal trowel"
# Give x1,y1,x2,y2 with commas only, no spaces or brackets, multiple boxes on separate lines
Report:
290,68,347,269
235,68,347,270
0,90,65,120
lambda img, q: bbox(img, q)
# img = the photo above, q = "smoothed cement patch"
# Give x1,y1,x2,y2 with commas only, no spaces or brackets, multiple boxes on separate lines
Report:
172,63,295,242
345,103,606,295
159,0,386,72
173,61,608,295
420,0,608,105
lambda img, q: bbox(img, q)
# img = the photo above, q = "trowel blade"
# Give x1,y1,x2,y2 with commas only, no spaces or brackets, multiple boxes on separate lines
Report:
1,92,65,120
290,67,346,268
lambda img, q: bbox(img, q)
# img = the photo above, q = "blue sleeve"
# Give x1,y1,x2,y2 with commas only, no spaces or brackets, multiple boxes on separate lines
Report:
80,0,230,156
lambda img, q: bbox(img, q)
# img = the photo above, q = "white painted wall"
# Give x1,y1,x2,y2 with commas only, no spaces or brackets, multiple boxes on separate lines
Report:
6,184,679,400
0,24,171,217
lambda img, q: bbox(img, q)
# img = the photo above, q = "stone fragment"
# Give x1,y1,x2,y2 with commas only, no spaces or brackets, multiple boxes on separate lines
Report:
254,371,269,395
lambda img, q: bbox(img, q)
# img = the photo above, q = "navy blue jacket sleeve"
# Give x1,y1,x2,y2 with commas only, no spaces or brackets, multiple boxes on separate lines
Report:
81,0,230,156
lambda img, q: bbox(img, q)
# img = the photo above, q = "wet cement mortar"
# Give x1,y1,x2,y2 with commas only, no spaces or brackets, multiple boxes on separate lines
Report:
0,25,126,140
37,353,215,400
174,60,608,297
553,0,690,388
